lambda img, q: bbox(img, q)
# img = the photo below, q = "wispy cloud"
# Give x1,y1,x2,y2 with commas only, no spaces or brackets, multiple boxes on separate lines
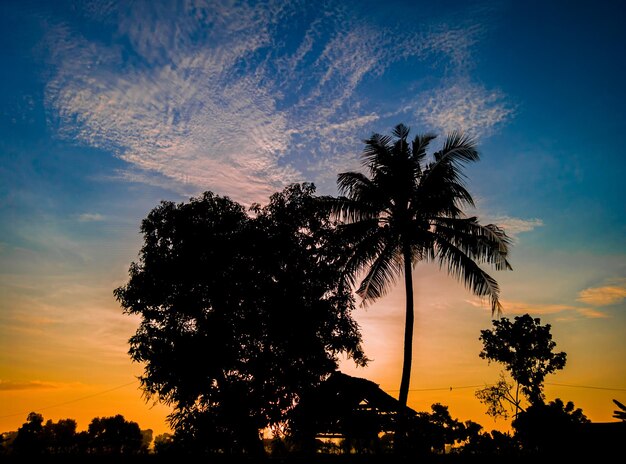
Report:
416,22,484,70
0,380,58,391
467,298,609,319
43,1,514,204
487,216,543,237
413,79,515,139
77,213,105,222
577,280,626,306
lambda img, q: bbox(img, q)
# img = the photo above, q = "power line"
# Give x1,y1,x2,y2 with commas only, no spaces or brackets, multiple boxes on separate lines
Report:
3,379,624,422
0,380,139,420
386,385,484,392
384,382,626,394
546,382,626,392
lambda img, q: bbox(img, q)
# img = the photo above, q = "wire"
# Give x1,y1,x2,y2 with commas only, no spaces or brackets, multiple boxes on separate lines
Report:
0,380,139,420
386,385,484,392
2,379,624,422
384,382,626,393
546,382,626,392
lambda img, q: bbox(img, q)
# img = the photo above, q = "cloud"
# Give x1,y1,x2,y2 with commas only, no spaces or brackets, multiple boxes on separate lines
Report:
491,300,581,316
413,80,515,139
416,22,484,70
43,1,514,204
77,213,105,222
577,281,626,306
575,307,611,319
0,380,58,391
468,299,609,319
487,216,543,237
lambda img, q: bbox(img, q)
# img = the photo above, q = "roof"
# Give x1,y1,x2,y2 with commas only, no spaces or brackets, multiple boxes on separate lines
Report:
290,371,416,438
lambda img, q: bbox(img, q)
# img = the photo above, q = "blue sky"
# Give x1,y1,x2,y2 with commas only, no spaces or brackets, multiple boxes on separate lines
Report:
1,0,625,435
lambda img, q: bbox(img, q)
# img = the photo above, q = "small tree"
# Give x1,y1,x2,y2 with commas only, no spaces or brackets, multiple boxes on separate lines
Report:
476,314,566,419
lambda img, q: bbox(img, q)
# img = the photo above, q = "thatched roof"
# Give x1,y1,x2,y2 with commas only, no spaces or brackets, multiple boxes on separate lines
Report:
290,371,415,439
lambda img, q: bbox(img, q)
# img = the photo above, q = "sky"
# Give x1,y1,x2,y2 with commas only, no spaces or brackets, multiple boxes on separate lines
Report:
1,0,625,438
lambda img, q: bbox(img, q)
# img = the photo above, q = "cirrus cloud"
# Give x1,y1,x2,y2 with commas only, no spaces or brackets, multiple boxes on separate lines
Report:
413,80,515,139
43,0,514,204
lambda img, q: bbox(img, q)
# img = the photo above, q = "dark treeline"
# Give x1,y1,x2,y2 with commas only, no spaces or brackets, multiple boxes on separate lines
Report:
2,400,624,461
0,412,152,456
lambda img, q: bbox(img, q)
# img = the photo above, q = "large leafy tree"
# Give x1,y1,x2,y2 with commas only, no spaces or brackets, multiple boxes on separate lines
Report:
114,183,366,455
332,123,512,411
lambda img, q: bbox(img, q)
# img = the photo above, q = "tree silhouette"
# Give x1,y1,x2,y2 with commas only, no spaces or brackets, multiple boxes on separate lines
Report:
12,412,45,455
408,403,468,455
115,183,366,455
87,414,144,455
331,123,511,434
512,398,588,456
43,418,78,454
477,314,567,419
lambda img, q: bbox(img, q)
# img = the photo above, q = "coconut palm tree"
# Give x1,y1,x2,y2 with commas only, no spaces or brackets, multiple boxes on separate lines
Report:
332,123,512,410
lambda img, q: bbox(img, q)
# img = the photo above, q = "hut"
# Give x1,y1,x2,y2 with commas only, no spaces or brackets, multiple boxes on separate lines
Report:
288,371,415,453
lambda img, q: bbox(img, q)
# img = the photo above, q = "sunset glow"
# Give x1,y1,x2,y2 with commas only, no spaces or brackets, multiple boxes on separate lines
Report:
1,0,625,440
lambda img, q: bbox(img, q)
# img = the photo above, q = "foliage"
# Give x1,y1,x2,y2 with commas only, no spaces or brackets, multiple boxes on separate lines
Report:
114,183,366,454
88,415,145,454
153,433,175,454
407,404,469,455
512,398,589,455
477,313,566,418
5,412,149,455
475,373,520,419
11,412,45,455
613,399,626,421
458,425,519,456
330,123,511,412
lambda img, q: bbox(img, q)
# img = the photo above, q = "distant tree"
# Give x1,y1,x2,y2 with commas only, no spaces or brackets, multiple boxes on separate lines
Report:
0,431,17,455
331,123,512,420
87,415,144,455
43,418,78,454
512,398,588,455
153,433,175,454
12,412,45,455
140,429,153,453
115,183,366,455
476,314,566,419
459,425,519,456
408,403,468,455
11,414,83,455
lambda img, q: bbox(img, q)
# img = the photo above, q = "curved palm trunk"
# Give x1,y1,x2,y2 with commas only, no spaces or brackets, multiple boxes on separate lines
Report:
398,245,414,407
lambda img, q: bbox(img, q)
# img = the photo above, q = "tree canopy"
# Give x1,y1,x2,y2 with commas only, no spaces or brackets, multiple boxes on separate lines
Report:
477,314,567,417
114,183,366,454
7,412,148,455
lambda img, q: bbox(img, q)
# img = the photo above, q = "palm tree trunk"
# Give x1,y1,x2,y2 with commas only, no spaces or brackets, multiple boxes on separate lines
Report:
398,245,414,407
395,244,414,454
